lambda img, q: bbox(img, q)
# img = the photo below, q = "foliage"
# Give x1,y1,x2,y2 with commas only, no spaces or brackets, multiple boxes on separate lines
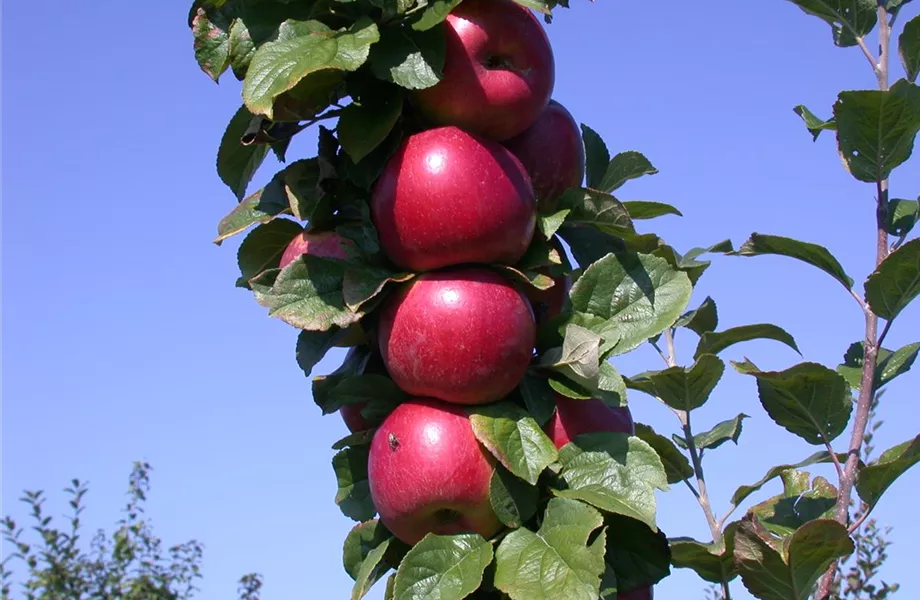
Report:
185,0,920,598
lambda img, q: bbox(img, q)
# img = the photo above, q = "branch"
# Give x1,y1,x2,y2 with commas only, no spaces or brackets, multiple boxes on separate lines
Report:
663,329,725,550
816,8,892,597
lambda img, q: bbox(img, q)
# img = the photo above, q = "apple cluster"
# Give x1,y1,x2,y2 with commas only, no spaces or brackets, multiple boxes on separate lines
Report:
278,0,642,574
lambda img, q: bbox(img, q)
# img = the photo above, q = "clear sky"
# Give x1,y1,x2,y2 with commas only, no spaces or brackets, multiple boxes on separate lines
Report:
3,2,919,599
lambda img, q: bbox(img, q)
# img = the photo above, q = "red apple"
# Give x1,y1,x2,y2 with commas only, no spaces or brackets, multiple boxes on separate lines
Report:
504,100,585,209
368,398,503,544
340,404,371,433
371,126,536,273
545,394,635,448
279,229,351,267
280,230,366,346
379,268,536,405
413,0,555,141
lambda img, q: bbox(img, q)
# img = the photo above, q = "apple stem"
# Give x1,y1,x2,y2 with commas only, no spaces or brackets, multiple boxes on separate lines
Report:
815,8,892,598
660,328,730,597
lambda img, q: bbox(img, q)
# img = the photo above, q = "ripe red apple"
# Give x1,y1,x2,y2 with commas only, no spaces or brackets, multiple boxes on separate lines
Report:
280,230,365,346
504,100,585,209
545,394,635,448
279,229,351,267
412,0,555,141
379,268,536,405
371,126,536,272
340,404,371,433
368,398,503,544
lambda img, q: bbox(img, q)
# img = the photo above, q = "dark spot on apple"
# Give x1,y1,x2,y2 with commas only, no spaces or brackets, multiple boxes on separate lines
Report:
388,433,400,451
433,508,462,525
484,55,513,70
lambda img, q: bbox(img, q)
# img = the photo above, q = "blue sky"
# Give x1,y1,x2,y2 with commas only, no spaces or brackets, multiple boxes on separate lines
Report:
3,2,919,599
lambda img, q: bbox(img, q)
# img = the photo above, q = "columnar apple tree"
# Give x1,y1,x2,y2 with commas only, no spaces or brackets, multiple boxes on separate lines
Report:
189,0,920,598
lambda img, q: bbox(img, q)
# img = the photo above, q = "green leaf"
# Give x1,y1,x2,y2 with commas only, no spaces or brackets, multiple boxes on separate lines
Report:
888,197,919,236
343,266,414,313
489,466,539,529
690,414,750,452
878,342,920,386
191,5,234,81
556,189,635,237
411,0,462,31
313,374,406,416
736,361,852,446
218,105,270,200
734,233,853,289
243,19,380,119
670,528,739,584
215,178,292,243
695,324,800,359
236,219,303,287
622,201,682,220
333,445,376,521
370,27,444,90
554,433,669,529
468,402,559,486
344,520,393,580
674,296,719,336
333,429,377,450
834,79,920,182
633,423,693,484
393,534,493,600
228,18,256,80
793,104,837,141
856,435,920,508
783,0,877,47
517,374,557,427
280,158,335,223
352,536,393,600
255,255,362,331
731,451,846,506
901,14,920,83
540,325,602,392
296,329,345,377
538,209,571,239
494,498,607,600
568,252,693,356
733,518,854,600
598,151,658,193
581,124,610,190
865,237,920,321
339,87,404,163
749,471,837,538
648,354,725,412
838,340,920,389
604,514,671,592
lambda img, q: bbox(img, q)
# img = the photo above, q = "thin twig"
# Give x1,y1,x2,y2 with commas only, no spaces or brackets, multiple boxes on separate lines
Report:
855,36,879,74
848,504,876,535
877,318,893,349
849,288,870,313
825,439,844,478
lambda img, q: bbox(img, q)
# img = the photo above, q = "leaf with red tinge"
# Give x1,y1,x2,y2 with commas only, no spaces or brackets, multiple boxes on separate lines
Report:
215,178,291,244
